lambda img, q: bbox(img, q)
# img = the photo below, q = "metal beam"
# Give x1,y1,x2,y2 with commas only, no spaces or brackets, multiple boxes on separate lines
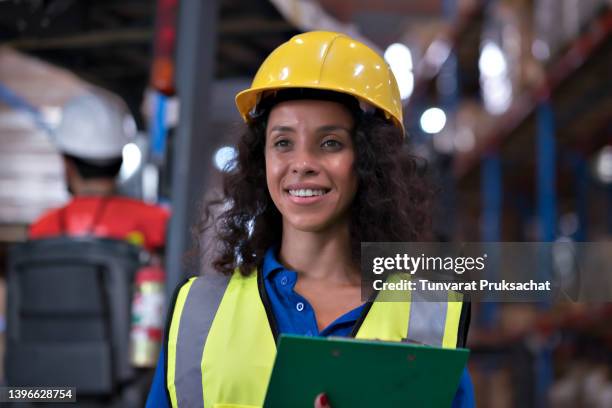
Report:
165,0,219,297
537,103,557,243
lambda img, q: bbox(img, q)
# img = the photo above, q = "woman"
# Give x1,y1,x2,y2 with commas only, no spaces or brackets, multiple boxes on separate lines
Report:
146,31,474,408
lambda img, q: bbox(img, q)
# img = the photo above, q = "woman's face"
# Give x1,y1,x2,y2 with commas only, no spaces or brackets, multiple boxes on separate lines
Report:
265,99,358,233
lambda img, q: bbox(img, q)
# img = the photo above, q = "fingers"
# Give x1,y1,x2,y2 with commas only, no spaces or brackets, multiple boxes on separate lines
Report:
314,393,331,408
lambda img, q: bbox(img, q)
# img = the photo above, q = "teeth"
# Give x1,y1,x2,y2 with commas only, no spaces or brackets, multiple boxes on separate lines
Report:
288,189,327,197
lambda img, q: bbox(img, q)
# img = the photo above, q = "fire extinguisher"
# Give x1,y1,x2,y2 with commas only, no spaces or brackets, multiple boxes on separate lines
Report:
130,264,165,367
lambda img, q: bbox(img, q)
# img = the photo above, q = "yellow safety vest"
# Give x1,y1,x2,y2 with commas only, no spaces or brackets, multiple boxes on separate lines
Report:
165,270,469,408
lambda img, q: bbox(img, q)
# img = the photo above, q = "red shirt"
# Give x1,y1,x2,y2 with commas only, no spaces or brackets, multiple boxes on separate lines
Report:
29,196,170,252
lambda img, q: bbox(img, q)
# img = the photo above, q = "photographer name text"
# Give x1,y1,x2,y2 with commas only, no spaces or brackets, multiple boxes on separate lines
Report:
373,279,551,292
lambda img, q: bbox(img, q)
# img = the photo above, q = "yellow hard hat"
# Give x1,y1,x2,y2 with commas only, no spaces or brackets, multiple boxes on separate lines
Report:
235,31,405,135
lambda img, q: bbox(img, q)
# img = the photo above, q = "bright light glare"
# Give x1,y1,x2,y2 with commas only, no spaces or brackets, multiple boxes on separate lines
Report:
479,41,507,77
120,142,142,179
384,43,414,100
420,107,447,134
479,41,512,115
41,106,62,128
279,67,289,81
214,146,237,172
142,164,159,204
385,43,413,70
353,64,364,77
595,146,612,184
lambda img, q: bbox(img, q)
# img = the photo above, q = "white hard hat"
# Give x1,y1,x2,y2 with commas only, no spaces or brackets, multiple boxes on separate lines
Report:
53,89,137,161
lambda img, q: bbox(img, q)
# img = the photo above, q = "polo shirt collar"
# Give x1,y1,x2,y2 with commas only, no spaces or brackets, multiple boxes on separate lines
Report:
263,246,285,279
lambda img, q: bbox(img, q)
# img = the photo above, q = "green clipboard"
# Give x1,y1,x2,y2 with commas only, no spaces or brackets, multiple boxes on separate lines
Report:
263,334,469,408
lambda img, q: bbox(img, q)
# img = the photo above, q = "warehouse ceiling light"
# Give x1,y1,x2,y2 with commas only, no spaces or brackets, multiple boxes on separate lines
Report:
420,107,447,134
479,41,512,115
384,43,414,100
214,146,237,172
479,41,507,77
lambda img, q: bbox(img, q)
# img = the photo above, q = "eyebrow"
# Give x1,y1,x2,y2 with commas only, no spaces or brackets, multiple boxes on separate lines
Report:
268,124,352,134
268,125,295,133
316,125,352,134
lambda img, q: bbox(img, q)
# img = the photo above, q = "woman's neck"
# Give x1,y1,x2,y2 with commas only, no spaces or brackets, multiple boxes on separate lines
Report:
278,221,360,286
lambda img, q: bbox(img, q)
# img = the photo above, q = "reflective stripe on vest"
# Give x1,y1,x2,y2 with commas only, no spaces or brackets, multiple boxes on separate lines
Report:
166,270,466,408
353,280,463,348
167,273,232,407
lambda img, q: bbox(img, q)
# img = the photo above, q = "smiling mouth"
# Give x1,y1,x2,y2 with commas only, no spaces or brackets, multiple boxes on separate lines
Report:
286,188,331,197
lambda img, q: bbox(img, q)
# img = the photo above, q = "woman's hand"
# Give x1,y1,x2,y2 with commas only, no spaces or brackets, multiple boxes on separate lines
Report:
314,393,331,408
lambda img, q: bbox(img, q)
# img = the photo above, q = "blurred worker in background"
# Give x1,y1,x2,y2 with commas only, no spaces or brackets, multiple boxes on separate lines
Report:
29,89,170,372
29,89,170,253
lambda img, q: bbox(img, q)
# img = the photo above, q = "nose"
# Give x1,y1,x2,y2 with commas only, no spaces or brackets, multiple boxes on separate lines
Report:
289,147,319,176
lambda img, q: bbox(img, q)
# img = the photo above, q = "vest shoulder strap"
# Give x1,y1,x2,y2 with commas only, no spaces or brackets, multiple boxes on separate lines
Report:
165,272,231,408
165,270,276,408
201,271,276,407
355,274,470,348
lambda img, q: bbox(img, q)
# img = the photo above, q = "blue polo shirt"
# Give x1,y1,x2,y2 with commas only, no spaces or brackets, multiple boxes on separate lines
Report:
146,248,475,407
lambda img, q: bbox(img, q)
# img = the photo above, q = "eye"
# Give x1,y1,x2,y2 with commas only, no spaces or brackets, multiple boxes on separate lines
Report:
273,139,291,148
321,139,343,149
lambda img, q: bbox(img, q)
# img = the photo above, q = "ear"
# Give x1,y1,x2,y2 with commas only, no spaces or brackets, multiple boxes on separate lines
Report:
63,156,81,184
63,156,74,176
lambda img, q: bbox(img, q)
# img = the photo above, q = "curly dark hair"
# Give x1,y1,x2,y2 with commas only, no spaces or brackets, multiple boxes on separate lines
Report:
200,106,433,276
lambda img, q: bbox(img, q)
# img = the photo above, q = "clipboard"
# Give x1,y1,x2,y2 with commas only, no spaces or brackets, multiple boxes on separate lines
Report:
263,334,469,408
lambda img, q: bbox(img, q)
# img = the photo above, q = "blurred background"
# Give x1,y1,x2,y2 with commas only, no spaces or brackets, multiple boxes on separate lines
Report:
0,0,611,406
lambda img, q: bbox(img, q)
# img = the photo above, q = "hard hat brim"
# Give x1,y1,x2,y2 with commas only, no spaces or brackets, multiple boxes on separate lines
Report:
235,84,405,135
